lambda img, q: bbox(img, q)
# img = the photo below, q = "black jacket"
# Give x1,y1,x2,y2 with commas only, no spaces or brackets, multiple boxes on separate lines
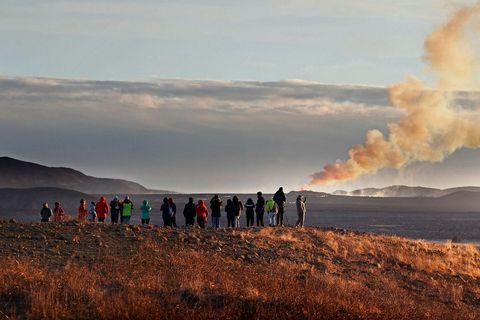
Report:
210,197,223,217
256,196,265,214
273,190,286,207
183,202,196,219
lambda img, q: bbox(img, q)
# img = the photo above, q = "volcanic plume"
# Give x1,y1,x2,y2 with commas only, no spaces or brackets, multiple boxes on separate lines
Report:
308,5,480,186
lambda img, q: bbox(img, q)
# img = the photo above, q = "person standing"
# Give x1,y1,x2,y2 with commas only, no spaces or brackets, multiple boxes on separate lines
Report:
273,187,287,227
265,198,278,227
196,200,208,229
210,194,222,229
77,199,88,222
161,197,172,227
40,203,52,222
168,198,177,227
110,196,121,224
183,197,196,227
53,202,65,222
140,200,152,225
225,199,235,228
121,196,134,224
244,198,255,227
232,196,243,228
95,196,109,223
255,192,265,227
295,195,307,228
88,201,97,222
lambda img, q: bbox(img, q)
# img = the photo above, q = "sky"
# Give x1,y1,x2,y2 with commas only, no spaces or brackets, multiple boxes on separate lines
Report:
1,1,480,193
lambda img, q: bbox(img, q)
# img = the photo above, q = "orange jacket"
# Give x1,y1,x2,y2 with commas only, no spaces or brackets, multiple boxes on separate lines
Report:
53,203,65,222
77,200,88,221
196,200,208,218
95,196,110,219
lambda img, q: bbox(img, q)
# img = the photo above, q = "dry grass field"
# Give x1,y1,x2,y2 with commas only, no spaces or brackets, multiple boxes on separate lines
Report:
0,220,479,319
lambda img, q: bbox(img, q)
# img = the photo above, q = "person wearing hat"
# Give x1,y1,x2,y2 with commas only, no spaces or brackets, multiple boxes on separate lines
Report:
121,196,134,224
110,196,121,224
255,191,265,227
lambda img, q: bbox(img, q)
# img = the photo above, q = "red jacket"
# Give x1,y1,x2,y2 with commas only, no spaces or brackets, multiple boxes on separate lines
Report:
95,196,110,219
196,200,208,218
77,200,88,221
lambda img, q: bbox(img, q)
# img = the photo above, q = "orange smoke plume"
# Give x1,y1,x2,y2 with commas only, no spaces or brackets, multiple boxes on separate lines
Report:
308,5,480,186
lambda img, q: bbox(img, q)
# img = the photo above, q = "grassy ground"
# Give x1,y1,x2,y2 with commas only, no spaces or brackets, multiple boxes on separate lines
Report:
0,220,479,319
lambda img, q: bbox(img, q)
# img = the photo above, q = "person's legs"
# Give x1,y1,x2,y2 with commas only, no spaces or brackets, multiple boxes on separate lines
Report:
276,207,284,226
235,216,240,228
98,217,105,223
111,212,118,224
141,218,146,225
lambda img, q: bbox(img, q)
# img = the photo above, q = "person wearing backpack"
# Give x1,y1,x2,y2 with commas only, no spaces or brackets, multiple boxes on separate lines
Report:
77,199,88,222
210,194,222,229
161,197,172,227
121,196,134,224
140,199,152,225
110,196,121,224
183,197,196,227
295,195,307,228
168,198,177,227
95,196,109,223
232,196,243,228
273,187,287,227
244,198,255,227
88,201,97,222
195,200,208,229
265,198,278,227
225,199,235,228
256,192,265,227
40,203,52,222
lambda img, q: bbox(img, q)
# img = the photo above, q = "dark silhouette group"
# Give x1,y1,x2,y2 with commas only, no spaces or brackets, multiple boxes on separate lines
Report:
39,187,308,228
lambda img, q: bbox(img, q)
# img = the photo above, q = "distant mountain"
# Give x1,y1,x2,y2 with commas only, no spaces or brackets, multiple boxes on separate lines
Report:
335,185,480,198
0,157,171,194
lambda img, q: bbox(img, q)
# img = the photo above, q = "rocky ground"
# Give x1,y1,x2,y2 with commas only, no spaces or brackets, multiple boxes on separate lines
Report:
0,220,479,319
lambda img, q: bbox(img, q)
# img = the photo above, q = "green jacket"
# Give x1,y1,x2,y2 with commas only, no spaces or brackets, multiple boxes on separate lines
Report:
122,201,133,217
140,200,151,219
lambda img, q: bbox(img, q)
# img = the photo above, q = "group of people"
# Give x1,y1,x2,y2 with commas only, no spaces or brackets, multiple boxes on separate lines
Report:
39,187,308,228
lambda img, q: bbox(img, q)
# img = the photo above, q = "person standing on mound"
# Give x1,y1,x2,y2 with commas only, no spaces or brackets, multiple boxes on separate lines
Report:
168,198,177,227
40,203,52,222
77,199,88,222
53,202,65,222
196,200,208,229
210,194,222,229
244,198,255,227
265,198,278,227
140,199,152,225
232,196,243,228
295,195,307,228
225,199,235,228
88,201,97,222
95,196,109,223
121,196,133,224
161,197,172,227
110,196,121,224
273,187,286,227
256,192,265,227
183,197,196,227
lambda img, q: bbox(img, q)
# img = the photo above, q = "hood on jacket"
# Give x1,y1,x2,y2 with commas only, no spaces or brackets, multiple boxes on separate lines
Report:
143,200,149,206
100,196,106,202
